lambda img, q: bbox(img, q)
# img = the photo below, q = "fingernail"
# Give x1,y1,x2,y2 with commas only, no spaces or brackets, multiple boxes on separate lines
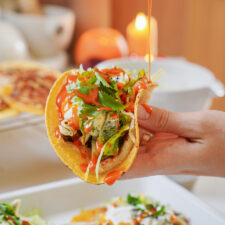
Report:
138,104,151,120
140,133,153,146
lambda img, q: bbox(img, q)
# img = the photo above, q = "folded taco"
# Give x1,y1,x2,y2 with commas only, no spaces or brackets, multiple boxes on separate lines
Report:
46,66,157,184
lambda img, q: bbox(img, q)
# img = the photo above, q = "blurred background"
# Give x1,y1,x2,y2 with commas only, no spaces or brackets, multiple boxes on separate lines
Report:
0,0,225,216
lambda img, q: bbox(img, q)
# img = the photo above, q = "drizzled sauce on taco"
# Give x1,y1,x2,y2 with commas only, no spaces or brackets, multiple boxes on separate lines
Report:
46,66,157,184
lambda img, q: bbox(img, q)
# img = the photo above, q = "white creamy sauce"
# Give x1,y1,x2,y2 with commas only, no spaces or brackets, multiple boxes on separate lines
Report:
0,222,10,225
64,107,73,120
105,205,174,225
105,205,135,225
142,214,172,225
111,72,129,84
63,102,82,120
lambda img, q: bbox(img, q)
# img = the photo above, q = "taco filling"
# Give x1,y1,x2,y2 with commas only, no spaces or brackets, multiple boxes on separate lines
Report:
54,66,152,184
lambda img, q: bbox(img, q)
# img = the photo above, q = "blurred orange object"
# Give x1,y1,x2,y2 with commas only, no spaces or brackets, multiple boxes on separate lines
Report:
74,28,128,68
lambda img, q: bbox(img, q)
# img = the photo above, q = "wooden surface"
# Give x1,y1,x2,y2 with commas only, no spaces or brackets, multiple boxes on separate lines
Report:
111,0,225,111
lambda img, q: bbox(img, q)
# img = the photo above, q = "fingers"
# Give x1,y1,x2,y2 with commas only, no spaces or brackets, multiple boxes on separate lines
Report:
139,128,153,146
138,105,203,138
122,134,201,179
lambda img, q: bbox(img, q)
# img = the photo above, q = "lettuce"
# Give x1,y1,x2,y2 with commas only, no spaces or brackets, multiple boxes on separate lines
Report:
122,69,145,92
98,91,126,111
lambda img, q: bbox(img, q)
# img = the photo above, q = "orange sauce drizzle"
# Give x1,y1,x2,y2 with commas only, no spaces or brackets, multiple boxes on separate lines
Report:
141,103,152,115
104,168,125,186
148,0,152,81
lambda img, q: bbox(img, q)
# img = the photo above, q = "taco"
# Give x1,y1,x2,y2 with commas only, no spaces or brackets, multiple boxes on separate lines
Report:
46,66,157,184
71,193,190,225
0,98,18,120
0,199,51,225
0,61,59,115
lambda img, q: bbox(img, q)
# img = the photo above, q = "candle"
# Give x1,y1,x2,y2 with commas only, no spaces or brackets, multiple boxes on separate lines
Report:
126,13,158,57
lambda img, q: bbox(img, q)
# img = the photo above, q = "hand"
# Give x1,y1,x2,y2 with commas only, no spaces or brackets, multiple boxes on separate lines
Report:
122,105,225,179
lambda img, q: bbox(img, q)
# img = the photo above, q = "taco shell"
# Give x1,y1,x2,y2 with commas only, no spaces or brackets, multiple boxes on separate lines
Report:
46,70,157,184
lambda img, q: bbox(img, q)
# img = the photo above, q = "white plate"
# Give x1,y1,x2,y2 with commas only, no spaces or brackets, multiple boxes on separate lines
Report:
0,176,225,225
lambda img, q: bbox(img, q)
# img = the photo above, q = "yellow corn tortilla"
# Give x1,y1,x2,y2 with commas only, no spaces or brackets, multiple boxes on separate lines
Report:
45,69,157,184
0,107,18,120
71,207,106,223
0,61,59,115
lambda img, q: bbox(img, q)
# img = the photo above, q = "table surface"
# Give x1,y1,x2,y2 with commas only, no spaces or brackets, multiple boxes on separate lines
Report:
192,176,225,216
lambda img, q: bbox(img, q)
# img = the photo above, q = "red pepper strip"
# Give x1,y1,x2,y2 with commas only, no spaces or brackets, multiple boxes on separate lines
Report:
102,67,125,76
125,102,134,113
96,138,104,154
97,107,113,111
117,82,125,89
67,75,78,84
73,89,100,105
84,120,93,133
95,68,111,83
133,81,147,95
22,221,31,225
141,104,152,115
80,163,88,173
104,168,125,185
111,113,118,119
88,154,98,171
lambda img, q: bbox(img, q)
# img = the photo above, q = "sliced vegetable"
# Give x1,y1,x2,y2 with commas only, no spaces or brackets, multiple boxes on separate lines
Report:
122,69,145,92
98,91,126,111
151,205,166,217
102,124,129,156
0,203,22,225
95,72,111,87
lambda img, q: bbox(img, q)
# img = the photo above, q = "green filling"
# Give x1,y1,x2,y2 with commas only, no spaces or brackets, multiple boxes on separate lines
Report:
0,203,22,225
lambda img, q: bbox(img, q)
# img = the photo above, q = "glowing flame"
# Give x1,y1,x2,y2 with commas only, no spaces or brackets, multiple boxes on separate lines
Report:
135,13,147,30
144,54,154,62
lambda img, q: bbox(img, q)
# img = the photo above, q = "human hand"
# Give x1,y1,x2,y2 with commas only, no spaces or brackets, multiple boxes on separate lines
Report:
122,105,225,179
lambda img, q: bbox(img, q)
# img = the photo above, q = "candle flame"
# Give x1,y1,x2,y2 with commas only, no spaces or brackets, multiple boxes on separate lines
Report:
144,54,154,62
135,13,147,31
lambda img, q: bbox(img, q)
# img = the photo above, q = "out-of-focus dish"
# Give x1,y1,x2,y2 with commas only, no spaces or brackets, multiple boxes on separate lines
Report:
46,66,157,184
2,5,75,58
0,200,51,225
0,21,29,62
72,193,190,225
0,61,59,116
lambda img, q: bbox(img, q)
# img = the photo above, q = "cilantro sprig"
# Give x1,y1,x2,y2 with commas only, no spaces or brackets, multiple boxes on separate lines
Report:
127,194,166,218
0,203,22,225
122,69,145,92
98,91,125,111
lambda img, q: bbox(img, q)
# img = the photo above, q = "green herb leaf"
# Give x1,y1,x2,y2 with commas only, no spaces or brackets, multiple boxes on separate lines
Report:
66,83,94,95
122,69,145,92
95,72,111,87
127,194,142,206
100,119,118,143
98,91,125,111
87,75,97,84
119,113,131,127
0,203,22,225
80,103,99,117
78,71,93,80
78,86,94,95
102,124,129,156
110,80,121,101
151,205,166,217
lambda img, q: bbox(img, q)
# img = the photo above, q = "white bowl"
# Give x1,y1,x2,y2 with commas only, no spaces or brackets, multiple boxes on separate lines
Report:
0,21,29,61
2,5,75,58
97,57,224,112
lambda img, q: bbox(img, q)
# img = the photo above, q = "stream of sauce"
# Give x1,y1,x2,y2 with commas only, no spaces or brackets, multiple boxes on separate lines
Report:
148,0,152,80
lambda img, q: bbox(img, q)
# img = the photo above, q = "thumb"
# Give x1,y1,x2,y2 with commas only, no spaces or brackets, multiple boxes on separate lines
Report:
138,105,203,138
